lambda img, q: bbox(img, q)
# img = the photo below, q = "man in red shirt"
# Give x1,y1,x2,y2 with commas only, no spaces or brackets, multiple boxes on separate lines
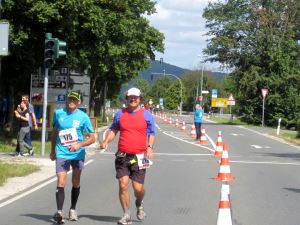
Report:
100,87,155,225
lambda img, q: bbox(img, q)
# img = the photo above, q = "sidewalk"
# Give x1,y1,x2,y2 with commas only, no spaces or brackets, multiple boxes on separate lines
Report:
0,127,106,203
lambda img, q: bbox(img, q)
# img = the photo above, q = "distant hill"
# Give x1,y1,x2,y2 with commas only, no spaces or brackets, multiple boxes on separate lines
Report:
139,60,189,83
120,60,227,97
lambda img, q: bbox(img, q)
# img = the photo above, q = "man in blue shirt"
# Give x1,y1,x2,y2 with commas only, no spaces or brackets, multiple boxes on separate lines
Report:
50,91,95,224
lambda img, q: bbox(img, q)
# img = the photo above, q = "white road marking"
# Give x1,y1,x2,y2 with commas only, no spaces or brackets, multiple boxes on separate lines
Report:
0,159,94,208
231,160,300,166
251,145,271,149
251,145,262,149
231,133,244,136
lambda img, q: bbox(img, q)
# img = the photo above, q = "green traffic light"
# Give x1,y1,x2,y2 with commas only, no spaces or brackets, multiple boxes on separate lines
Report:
54,39,67,58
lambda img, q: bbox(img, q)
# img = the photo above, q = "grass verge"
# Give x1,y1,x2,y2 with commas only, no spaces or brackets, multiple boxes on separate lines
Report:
0,162,40,186
208,116,300,146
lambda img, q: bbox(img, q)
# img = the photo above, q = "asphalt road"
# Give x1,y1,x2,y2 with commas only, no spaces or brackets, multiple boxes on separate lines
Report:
0,114,300,225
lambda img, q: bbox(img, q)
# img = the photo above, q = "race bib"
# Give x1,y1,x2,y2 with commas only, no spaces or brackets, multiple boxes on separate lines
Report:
136,153,153,169
59,128,78,146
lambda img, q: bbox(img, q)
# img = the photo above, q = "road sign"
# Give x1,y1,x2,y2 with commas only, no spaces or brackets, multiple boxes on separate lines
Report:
0,22,9,56
212,89,218,98
57,94,66,103
228,94,235,101
228,94,235,105
211,98,228,108
261,88,268,99
159,98,163,106
202,90,209,94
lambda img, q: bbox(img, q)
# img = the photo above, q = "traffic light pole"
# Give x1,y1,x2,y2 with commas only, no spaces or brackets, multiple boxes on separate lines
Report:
41,68,49,156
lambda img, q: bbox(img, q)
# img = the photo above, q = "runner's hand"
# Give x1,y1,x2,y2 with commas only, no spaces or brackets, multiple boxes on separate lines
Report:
146,147,154,160
100,142,108,150
50,152,56,161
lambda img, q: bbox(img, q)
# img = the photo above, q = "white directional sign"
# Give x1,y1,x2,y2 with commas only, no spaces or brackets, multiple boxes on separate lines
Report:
0,22,9,56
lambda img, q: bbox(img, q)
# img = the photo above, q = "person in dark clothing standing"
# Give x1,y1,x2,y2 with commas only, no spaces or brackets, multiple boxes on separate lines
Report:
14,101,34,156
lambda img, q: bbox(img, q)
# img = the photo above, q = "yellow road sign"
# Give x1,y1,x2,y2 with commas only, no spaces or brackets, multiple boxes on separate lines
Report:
211,98,228,108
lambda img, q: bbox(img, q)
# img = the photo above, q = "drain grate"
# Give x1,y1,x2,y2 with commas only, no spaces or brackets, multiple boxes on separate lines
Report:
175,207,191,215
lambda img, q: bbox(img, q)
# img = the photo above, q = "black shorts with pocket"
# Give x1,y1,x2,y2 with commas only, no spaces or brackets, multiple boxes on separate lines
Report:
115,152,146,184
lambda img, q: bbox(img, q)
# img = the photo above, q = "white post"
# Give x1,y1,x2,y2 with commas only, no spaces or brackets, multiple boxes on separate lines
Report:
277,118,282,135
41,68,49,156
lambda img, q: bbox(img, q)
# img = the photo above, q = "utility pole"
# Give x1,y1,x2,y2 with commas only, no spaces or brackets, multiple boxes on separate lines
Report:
102,81,107,122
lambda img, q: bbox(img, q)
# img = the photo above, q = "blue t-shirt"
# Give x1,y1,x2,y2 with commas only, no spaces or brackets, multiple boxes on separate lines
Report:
110,108,156,136
194,109,203,123
52,108,94,160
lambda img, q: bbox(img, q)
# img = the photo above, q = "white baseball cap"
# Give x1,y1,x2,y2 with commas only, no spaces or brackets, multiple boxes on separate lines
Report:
126,87,141,97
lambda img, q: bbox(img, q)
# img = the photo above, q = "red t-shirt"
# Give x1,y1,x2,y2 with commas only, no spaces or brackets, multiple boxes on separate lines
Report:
118,108,147,154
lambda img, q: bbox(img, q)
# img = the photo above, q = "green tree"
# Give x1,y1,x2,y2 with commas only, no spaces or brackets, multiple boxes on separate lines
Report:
203,0,300,128
1,0,164,123
148,76,172,108
181,70,224,112
134,78,151,105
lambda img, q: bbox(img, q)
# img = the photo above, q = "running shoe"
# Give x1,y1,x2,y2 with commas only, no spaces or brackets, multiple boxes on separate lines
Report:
136,201,146,220
29,147,34,156
53,210,65,224
69,209,78,221
14,152,23,157
117,214,132,224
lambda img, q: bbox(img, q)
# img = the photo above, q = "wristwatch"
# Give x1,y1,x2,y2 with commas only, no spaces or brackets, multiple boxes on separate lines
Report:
147,145,153,149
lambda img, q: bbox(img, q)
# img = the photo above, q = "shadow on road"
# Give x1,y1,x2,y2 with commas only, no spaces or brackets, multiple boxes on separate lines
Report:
258,152,300,161
283,188,300,193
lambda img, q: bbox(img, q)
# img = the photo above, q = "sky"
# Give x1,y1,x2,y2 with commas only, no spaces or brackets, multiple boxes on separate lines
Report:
147,0,221,71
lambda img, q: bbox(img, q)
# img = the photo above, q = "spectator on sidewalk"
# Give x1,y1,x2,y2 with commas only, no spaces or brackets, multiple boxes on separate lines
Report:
50,91,95,223
15,94,38,156
14,101,34,156
100,87,155,225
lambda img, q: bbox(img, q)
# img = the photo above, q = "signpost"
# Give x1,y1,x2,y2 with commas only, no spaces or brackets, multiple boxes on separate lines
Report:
228,94,235,120
261,88,269,127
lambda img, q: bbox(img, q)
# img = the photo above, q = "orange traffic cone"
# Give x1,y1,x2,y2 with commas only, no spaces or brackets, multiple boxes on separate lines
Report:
217,183,232,225
175,118,179,128
190,124,196,137
169,117,173,125
181,120,186,132
199,125,208,145
164,115,168,123
214,131,223,157
215,144,233,181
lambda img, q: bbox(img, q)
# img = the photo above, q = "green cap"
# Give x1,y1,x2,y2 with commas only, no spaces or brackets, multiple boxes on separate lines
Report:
67,91,81,101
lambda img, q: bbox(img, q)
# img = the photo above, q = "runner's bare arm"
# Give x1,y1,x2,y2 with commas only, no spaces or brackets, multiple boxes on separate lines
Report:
100,129,118,149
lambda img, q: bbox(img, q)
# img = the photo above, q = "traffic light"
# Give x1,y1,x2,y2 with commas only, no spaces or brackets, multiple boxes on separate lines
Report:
54,39,66,59
160,58,163,64
44,38,55,68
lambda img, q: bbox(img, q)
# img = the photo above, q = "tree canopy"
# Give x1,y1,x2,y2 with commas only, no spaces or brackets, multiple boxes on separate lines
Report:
0,0,164,118
203,0,300,127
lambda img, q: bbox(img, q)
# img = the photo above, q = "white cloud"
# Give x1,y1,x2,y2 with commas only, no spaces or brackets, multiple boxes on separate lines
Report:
147,0,223,71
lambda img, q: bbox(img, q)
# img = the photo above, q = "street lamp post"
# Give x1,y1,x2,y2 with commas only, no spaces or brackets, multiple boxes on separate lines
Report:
197,55,205,105
151,72,183,115
200,64,204,104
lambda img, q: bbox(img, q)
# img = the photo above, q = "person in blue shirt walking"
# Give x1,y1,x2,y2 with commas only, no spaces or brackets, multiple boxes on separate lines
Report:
194,104,203,140
50,91,95,224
